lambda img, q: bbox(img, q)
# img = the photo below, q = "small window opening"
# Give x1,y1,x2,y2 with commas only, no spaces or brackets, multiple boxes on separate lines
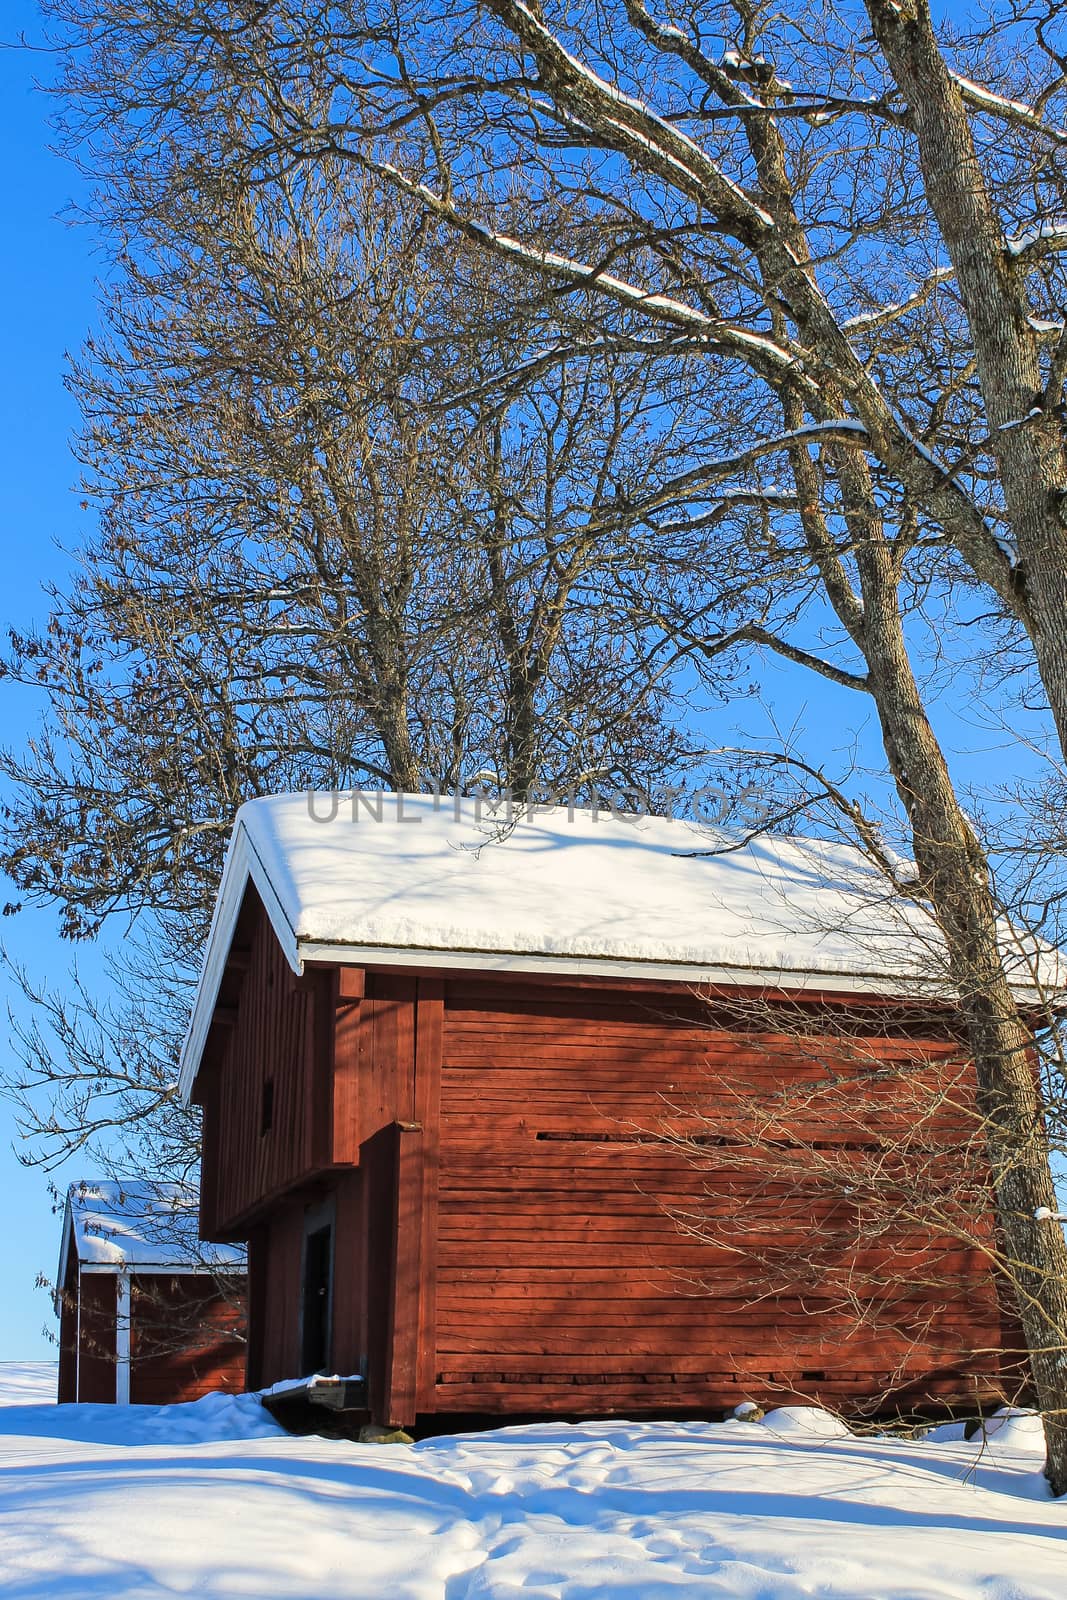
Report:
260,1078,274,1135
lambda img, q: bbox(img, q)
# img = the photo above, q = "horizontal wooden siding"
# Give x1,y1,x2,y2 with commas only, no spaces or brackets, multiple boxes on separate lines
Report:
434,980,1014,1414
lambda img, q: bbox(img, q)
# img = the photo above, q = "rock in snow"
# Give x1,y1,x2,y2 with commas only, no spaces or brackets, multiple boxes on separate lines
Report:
759,1403,854,1438
0,1372,1063,1599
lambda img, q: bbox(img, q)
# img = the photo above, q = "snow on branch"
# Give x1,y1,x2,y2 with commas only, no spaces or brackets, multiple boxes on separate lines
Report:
1029,316,1066,340
359,157,798,369
842,266,955,333
952,73,1067,146
623,0,764,108
460,221,790,360
483,0,776,230
618,14,902,125
1005,220,1067,264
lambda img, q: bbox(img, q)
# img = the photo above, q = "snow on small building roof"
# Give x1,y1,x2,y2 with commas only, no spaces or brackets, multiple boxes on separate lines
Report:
56,1181,246,1308
179,791,1063,1101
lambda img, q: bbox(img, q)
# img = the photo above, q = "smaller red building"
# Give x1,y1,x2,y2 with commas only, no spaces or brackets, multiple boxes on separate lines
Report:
55,1181,247,1405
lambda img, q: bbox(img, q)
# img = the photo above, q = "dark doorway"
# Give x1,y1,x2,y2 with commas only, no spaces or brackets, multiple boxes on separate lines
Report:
301,1215,333,1375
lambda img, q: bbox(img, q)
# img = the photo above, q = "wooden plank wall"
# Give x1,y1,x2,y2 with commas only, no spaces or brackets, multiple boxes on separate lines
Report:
129,1275,247,1404
76,1274,117,1404
253,1203,305,1384
204,959,413,1392
414,979,443,1412
358,972,419,1420
208,906,319,1233
433,979,1015,1415
358,973,417,1130
57,1303,76,1404
57,1249,78,1403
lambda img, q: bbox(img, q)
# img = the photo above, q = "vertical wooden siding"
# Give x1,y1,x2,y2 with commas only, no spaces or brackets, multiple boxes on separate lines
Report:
57,1301,76,1404
76,1274,117,1404
57,1248,78,1403
433,980,1014,1415
244,1226,269,1393
129,1275,247,1404
239,971,427,1401
208,905,320,1231
202,952,423,1387
356,972,420,1420
252,1202,305,1384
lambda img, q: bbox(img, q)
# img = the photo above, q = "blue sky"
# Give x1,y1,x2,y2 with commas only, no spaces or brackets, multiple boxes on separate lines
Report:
0,3,104,1358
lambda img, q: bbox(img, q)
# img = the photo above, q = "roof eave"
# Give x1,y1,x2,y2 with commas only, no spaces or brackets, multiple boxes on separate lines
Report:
76,1259,247,1276
295,937,963,998
301,939,1058,1006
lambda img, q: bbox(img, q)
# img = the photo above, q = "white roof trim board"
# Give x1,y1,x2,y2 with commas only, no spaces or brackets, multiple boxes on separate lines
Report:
55,1181,247,1310
179,791,1063,1103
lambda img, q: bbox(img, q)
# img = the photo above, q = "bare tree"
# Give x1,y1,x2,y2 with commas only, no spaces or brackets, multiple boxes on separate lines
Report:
1,159,704,944
3,148,721,1190
46,0,1065,762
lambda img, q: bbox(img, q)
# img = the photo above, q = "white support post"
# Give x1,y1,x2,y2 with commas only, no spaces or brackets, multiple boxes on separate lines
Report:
115,1272,131,1406
75,1265,82,1404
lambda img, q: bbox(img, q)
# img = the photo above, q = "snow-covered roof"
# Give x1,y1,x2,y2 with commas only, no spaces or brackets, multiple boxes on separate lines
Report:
179,792,1063,1101
56,1181,246,1307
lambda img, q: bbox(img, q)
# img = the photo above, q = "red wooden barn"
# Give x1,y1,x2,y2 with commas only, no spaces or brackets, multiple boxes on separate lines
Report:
56,1180,247,1405
179,792,1040,1426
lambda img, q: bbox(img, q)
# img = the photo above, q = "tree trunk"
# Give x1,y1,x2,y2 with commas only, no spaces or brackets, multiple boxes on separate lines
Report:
866,0,1067,763
375,692,420,793
859,534,1067,1492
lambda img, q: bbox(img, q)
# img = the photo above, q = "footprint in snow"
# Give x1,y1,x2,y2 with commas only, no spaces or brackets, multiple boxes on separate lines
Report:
464,1470,516,1497
566,1445,616,1474
644,1535,688,1557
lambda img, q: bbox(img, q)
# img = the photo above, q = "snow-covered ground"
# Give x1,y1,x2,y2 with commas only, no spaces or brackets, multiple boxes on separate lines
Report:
0,1360,56,1405
0,1379,1063,1598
